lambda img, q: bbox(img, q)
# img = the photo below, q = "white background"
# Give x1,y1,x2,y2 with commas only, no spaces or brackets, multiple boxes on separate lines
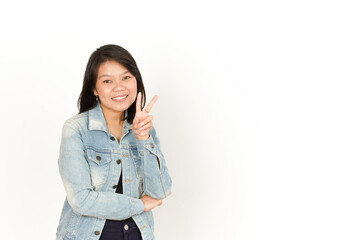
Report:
1,0,360,239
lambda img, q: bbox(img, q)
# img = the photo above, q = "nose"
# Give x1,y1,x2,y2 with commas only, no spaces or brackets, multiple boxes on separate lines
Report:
113,79,125,92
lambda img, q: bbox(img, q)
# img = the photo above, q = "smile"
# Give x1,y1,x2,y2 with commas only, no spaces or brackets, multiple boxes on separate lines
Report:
111,95,128,101
111,95,128,102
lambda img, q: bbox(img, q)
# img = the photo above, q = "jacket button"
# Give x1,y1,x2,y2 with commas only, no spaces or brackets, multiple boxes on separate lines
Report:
124,224,129,230
150,143,154,149
117,159,121,164
96,156,101,161
110,136,115,141
113,185,118,189
94,230,100,235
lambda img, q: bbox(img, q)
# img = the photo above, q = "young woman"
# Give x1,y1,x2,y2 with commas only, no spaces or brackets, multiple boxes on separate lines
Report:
56,44,172,240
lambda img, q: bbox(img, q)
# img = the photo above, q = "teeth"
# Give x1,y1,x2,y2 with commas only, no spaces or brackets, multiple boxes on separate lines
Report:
112,96,127,100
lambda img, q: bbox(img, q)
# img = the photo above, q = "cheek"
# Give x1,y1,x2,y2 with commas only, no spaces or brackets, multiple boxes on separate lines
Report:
94,82,104,96
97,85,111,97
129,81,138,104
130,80,137,95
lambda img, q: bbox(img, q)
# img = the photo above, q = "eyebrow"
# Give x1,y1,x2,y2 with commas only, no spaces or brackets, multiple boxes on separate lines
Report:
98,71,130,79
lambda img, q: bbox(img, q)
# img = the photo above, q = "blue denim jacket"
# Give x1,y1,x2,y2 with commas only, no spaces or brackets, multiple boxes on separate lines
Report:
56,102,172,240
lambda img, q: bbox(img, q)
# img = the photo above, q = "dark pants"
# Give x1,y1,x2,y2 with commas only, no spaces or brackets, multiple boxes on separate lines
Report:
99,220,143,240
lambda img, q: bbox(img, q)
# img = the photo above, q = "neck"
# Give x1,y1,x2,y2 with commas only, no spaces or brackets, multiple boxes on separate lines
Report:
100,103,125,127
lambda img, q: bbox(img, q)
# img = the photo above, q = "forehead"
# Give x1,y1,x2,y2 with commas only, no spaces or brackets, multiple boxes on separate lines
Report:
97,60,129,76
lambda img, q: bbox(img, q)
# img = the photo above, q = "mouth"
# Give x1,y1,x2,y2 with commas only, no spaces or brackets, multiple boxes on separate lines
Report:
111,95,128,101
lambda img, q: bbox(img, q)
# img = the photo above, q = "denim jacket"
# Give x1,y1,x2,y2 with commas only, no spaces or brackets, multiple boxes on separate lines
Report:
56,102,172,240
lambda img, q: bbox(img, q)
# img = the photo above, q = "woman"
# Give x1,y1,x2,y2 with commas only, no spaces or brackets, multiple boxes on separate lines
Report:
56,44,172,240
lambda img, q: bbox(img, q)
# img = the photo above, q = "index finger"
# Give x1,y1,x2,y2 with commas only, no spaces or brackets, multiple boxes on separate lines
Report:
136,92,142,112
144,95,158,113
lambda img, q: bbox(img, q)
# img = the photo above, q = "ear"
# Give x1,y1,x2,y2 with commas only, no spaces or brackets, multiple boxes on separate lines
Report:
93,89,98,96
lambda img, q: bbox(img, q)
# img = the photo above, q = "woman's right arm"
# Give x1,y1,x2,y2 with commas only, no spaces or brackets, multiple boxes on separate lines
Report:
58,122,145,220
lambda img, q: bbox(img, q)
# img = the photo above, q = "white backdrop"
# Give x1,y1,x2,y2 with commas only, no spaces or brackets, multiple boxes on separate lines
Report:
1,0,360,239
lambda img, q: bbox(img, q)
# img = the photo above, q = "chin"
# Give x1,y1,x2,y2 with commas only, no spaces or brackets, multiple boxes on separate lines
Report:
112,105,130,112
101,102,129,113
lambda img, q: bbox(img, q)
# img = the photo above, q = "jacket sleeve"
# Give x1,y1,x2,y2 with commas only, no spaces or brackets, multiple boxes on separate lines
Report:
136,126,172,199
58,122,144,220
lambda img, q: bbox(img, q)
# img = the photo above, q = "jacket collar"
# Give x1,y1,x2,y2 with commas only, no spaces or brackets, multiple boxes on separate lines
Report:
88,102,132,133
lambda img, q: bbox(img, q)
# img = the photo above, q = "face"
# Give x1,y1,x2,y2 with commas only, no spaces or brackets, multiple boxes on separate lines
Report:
93,60,137,116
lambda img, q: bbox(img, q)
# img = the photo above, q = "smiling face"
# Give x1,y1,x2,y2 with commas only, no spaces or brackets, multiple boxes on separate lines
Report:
93,60,137,117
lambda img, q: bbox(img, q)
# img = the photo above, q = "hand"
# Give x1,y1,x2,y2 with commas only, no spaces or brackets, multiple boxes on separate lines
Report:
140,195,162,212
132,92,158,140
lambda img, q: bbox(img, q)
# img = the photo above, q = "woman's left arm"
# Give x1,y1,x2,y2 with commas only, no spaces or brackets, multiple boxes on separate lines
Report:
136,126,172,199
132,93,172,199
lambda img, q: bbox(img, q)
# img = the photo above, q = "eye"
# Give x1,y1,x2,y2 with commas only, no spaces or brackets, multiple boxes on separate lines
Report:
103,80,111,83
123,76,131,80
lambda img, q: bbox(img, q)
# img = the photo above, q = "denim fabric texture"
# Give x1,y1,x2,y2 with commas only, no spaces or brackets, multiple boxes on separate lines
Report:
56,102,172,240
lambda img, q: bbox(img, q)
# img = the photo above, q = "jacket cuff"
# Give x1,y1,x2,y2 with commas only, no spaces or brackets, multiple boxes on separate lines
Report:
129,197,144,216
136,135,159,155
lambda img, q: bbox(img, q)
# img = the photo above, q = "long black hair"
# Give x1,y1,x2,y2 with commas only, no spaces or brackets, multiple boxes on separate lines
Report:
77,44,146,124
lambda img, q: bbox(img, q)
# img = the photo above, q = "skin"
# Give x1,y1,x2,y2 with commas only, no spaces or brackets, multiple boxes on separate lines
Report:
93,60,165,211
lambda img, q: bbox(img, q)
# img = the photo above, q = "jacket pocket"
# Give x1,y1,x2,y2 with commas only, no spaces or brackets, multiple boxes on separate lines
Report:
86,148,112,187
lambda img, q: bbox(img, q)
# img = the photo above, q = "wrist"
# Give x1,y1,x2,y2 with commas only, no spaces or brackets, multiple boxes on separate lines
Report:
135,134,150,140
